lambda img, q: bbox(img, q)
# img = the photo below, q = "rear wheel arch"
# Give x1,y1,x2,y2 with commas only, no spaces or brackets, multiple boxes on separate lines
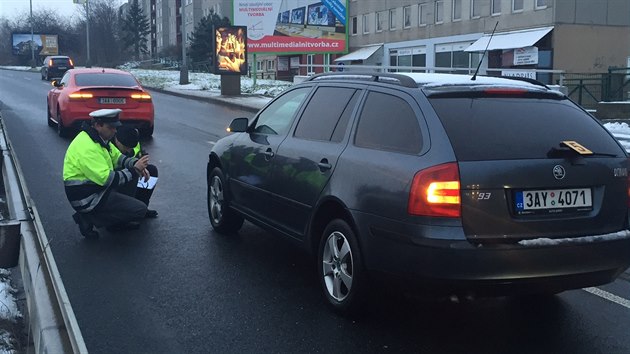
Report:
308,198,360,256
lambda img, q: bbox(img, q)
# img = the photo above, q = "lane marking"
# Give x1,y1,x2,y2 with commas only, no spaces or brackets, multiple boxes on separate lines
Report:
583,287,630,310
208,141,216,145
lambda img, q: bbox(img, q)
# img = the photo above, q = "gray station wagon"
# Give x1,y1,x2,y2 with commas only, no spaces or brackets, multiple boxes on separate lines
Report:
207,72,630,313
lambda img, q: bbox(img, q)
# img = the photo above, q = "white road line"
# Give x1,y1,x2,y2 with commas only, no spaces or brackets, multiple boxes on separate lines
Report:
208,141,216,145
583,287,630,310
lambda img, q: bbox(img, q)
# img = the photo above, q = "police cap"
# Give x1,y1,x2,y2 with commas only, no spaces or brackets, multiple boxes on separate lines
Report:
89,108,122,127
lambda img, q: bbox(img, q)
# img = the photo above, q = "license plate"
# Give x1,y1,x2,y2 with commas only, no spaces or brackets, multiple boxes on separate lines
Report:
515,188,592,215
99,97,126,104
58,66,67,70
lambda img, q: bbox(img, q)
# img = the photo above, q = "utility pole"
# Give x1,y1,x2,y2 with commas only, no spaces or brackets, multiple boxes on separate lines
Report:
86,0,91,67
29,0,35,68
73,0,91,67
179,0,189,84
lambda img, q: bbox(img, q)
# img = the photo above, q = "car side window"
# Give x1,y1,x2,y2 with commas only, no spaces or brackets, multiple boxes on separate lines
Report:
294,87,359,142
253,87,310,135
60,73,70,86
354,91,422,154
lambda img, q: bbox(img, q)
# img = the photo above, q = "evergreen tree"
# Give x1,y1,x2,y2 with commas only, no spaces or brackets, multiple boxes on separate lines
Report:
189,10,231,64
120,0,150,60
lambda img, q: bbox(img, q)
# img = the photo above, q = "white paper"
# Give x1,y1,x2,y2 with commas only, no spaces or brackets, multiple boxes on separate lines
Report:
137,176,158,189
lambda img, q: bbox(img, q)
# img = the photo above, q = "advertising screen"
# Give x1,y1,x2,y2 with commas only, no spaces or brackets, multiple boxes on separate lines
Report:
307,3,335,27
212,26,248,75
280,11,290,24
290,7,306,25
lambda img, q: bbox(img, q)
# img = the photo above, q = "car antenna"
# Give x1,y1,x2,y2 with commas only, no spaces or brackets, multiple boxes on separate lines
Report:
471,21,498,81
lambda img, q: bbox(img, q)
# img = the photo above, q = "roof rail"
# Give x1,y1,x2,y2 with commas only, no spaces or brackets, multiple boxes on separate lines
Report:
306,72,418,88
498,75,550,89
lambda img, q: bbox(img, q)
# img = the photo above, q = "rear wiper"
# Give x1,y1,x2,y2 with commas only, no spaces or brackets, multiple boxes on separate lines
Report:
547,146,618,158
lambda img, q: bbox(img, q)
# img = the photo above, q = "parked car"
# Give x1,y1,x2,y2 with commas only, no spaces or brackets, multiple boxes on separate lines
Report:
40,55,74,81
207,72,630,313
46,68,154,137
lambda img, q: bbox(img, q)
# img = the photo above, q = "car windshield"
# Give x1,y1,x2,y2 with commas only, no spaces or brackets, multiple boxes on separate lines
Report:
75,73,138,87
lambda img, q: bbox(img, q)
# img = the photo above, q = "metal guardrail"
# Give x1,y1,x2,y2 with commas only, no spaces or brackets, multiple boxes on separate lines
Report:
0,115,87,353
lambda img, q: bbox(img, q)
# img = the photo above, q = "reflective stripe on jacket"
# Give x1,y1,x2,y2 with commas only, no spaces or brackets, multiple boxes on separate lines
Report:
63,129,138,212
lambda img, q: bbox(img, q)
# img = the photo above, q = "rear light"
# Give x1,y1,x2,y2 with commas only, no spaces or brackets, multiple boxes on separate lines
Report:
69,92,93,100
408,162,461,218
483,88,528,95
131,93,152,101
69,59,74,66
48,59,53,67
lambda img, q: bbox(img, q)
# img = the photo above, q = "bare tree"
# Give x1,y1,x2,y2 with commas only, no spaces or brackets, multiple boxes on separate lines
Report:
76,0,124,67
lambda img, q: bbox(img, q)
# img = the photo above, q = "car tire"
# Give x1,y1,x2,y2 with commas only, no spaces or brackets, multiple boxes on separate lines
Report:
56,109,70,138
317,219,366,314
47,102,55,127
45,71,49,81
208,167,244,234
141,125,154,138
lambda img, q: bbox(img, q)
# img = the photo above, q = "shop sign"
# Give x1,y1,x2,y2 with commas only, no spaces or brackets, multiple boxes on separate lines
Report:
513,46,538,66
501,70,536,80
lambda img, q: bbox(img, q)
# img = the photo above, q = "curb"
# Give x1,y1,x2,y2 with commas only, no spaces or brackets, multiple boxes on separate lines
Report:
143,86,266,114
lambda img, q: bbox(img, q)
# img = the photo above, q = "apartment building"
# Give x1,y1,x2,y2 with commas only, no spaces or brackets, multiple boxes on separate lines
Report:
342,0,630,79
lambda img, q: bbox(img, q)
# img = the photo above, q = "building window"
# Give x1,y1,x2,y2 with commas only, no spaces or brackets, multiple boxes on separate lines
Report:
452,0,461,21
403,6,412,28
512,0,524,12
471,0,482,18
390,48,427,73
257,61,263,71
389,9,397,30
324,54,331,72
267,60,275,71
492,0,501,15
435,1,444,24
351,16,357,35
535,0,547,9
307,55,315,75
376,11,384,32
435,43,480,74
362,14,369,33
419,3,429,26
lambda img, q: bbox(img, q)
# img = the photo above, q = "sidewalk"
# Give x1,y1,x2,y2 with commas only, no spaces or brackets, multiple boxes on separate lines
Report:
148,86,272,113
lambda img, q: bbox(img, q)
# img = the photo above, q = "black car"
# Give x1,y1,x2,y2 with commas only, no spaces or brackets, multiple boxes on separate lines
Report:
41,55,74,81
207,72,630,313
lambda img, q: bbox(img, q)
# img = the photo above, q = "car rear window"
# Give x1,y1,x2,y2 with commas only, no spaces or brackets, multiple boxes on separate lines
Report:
75,73,138,87
429,96,624,161
52,58,71,66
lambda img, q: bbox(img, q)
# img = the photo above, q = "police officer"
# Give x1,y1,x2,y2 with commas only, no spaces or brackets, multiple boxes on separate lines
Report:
113,125,159,218
63,108,150,239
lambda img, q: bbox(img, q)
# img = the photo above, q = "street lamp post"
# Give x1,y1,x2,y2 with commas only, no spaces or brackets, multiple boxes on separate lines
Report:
29,0,35,68
85,0,91,67
179,0,189,84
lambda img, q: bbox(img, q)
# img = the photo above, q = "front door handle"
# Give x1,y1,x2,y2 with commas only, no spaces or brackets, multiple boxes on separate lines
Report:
318,158,332,171
264,148,275,160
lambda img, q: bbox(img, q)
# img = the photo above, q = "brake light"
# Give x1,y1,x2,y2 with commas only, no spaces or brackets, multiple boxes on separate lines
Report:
131,93,152,101
69,58,74,66
48,59,53,67
69,92,94,100
408,162,461,218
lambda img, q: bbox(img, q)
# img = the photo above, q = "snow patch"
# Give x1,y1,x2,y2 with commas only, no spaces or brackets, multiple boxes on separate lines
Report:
518,230,630,246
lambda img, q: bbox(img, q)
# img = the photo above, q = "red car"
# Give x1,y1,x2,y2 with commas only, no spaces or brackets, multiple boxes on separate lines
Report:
47,68,154,137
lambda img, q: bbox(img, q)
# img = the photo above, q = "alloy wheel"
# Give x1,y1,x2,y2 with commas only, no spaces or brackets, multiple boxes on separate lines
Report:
209,175,224,225
322,231,354,302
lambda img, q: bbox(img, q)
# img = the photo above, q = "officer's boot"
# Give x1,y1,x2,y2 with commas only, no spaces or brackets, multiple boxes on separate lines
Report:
72,212,99,239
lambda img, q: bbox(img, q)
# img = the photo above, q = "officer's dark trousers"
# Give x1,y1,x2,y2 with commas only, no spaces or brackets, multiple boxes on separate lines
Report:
83,191,147,228
118,164,158,207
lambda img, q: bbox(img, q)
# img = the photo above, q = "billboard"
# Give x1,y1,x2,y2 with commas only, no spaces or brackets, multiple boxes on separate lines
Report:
233,0,347,54
12,33,59,56
212,26,248,75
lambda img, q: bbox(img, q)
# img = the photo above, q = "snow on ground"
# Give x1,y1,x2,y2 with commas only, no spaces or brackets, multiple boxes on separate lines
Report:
0,269,21,354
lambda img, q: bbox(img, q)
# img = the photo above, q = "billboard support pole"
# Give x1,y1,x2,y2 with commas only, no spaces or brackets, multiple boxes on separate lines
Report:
252,53,257,88
29,0,35,68
179,0,189,85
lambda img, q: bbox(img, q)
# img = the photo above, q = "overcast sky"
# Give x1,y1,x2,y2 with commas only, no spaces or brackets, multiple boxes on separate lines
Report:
0,0,125,20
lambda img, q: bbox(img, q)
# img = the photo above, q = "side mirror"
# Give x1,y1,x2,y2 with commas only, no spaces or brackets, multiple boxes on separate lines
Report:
51,80,62,88
227,117,248,133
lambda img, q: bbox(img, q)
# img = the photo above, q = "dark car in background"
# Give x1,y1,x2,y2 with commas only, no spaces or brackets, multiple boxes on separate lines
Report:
40,55,74,81
207,72,630,313
46,68,154,137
